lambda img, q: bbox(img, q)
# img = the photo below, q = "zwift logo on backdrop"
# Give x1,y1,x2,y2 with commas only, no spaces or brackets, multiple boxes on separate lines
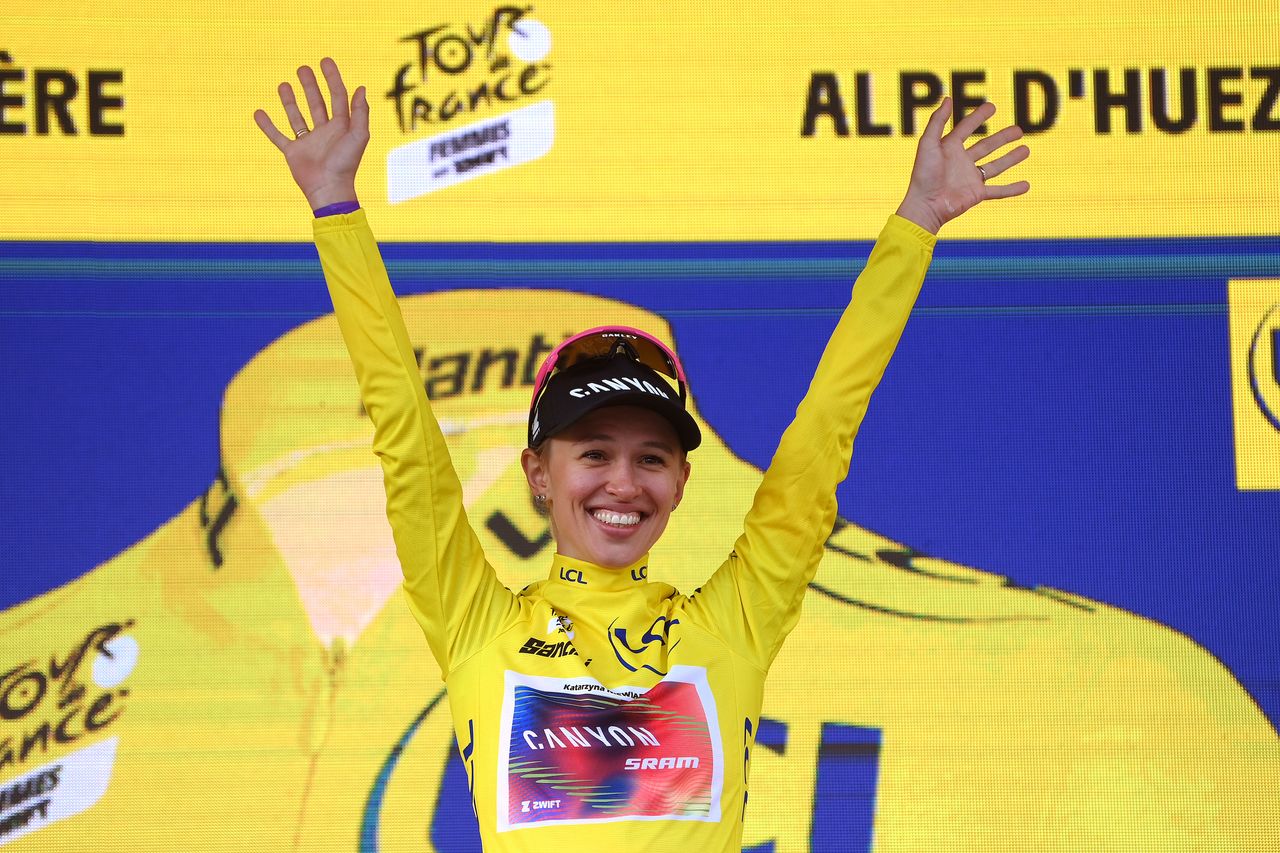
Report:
384,6,553,203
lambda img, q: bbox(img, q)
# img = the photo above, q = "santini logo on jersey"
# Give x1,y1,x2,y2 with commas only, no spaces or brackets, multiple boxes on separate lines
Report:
568,376,670,400
518,637,578,658
624,756,700,771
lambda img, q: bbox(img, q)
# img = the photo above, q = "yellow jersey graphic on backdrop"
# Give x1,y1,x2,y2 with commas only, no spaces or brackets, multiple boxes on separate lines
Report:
2,289,1277,851
1228,278,1280,490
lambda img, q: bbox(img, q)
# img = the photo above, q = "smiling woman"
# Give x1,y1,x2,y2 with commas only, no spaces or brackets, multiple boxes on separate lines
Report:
255,57,1029,852
522,405,691,570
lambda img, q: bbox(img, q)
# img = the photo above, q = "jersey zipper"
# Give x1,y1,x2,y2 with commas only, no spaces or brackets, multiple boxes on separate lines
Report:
292,637,346,851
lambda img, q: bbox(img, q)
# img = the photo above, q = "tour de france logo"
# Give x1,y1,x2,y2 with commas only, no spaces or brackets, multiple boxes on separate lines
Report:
385,5,554,202
0,622,138,845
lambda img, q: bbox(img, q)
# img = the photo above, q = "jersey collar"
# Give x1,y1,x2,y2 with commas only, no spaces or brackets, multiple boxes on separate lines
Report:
547,553,651,593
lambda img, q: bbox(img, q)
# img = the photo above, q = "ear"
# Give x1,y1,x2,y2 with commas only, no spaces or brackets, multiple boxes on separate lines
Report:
673,457,691,508
521,447,550,496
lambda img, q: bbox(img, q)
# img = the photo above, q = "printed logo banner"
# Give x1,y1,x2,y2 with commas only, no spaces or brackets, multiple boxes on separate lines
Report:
0,0,1276,240
3,1,1280,850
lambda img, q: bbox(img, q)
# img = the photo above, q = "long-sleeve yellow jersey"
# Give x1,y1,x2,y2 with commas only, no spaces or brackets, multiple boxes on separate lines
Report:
313,209,934,852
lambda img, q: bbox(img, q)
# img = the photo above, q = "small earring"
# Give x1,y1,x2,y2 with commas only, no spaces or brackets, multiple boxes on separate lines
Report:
534,494,548,505
671,503,678,511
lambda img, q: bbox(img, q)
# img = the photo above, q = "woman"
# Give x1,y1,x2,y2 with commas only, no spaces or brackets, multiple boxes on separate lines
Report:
255,58,1028,852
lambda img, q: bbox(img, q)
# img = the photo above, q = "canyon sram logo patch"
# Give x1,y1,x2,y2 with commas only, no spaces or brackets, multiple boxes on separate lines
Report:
496,667,722,831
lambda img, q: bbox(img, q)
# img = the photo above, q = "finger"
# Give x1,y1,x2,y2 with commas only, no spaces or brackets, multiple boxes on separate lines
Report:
946,101,996,143
321,58,349,121
279,81,309,136
984,179,1030,199
977,144,1030,182
967,124,1024,162
921,96,952,142
351,85,370,137
298,64,329,127
253,108,291,152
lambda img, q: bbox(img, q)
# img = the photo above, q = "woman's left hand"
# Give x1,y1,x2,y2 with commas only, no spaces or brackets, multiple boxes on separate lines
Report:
895,97,1029,234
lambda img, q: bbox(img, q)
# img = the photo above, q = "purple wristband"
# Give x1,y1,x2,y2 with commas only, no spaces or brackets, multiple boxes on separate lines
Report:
313,200,361,218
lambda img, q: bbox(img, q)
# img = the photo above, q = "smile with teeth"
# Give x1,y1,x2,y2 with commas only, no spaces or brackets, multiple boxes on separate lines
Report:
591,509,643,527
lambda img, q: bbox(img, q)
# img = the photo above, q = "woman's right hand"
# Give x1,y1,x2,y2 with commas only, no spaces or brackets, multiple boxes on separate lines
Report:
254,58,370,211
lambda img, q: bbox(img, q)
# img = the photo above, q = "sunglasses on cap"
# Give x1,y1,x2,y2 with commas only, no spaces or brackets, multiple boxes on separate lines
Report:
529,325,689,410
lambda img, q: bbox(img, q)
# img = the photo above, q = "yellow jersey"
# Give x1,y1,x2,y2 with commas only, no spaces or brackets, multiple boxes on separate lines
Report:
313,209,934,851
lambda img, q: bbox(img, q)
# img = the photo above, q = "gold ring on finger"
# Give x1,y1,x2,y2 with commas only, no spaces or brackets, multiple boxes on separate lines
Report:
977,163,988,181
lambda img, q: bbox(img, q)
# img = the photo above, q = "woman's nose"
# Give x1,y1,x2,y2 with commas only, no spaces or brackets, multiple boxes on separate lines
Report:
605,464,641,499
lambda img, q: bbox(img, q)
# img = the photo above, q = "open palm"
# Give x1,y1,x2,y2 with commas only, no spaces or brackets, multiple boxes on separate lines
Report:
896,97,1030,234
254,58,370,211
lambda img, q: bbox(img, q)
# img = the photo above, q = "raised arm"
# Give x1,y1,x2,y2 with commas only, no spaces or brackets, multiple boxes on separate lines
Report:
255,60,516,675
689,98,1030,668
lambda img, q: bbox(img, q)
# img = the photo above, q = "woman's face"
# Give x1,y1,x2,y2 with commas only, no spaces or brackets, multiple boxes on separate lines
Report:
521,405,691,569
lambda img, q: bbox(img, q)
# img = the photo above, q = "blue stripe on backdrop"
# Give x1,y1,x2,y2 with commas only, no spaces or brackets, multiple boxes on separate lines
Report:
809,723,882,853
1,237,1277,730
